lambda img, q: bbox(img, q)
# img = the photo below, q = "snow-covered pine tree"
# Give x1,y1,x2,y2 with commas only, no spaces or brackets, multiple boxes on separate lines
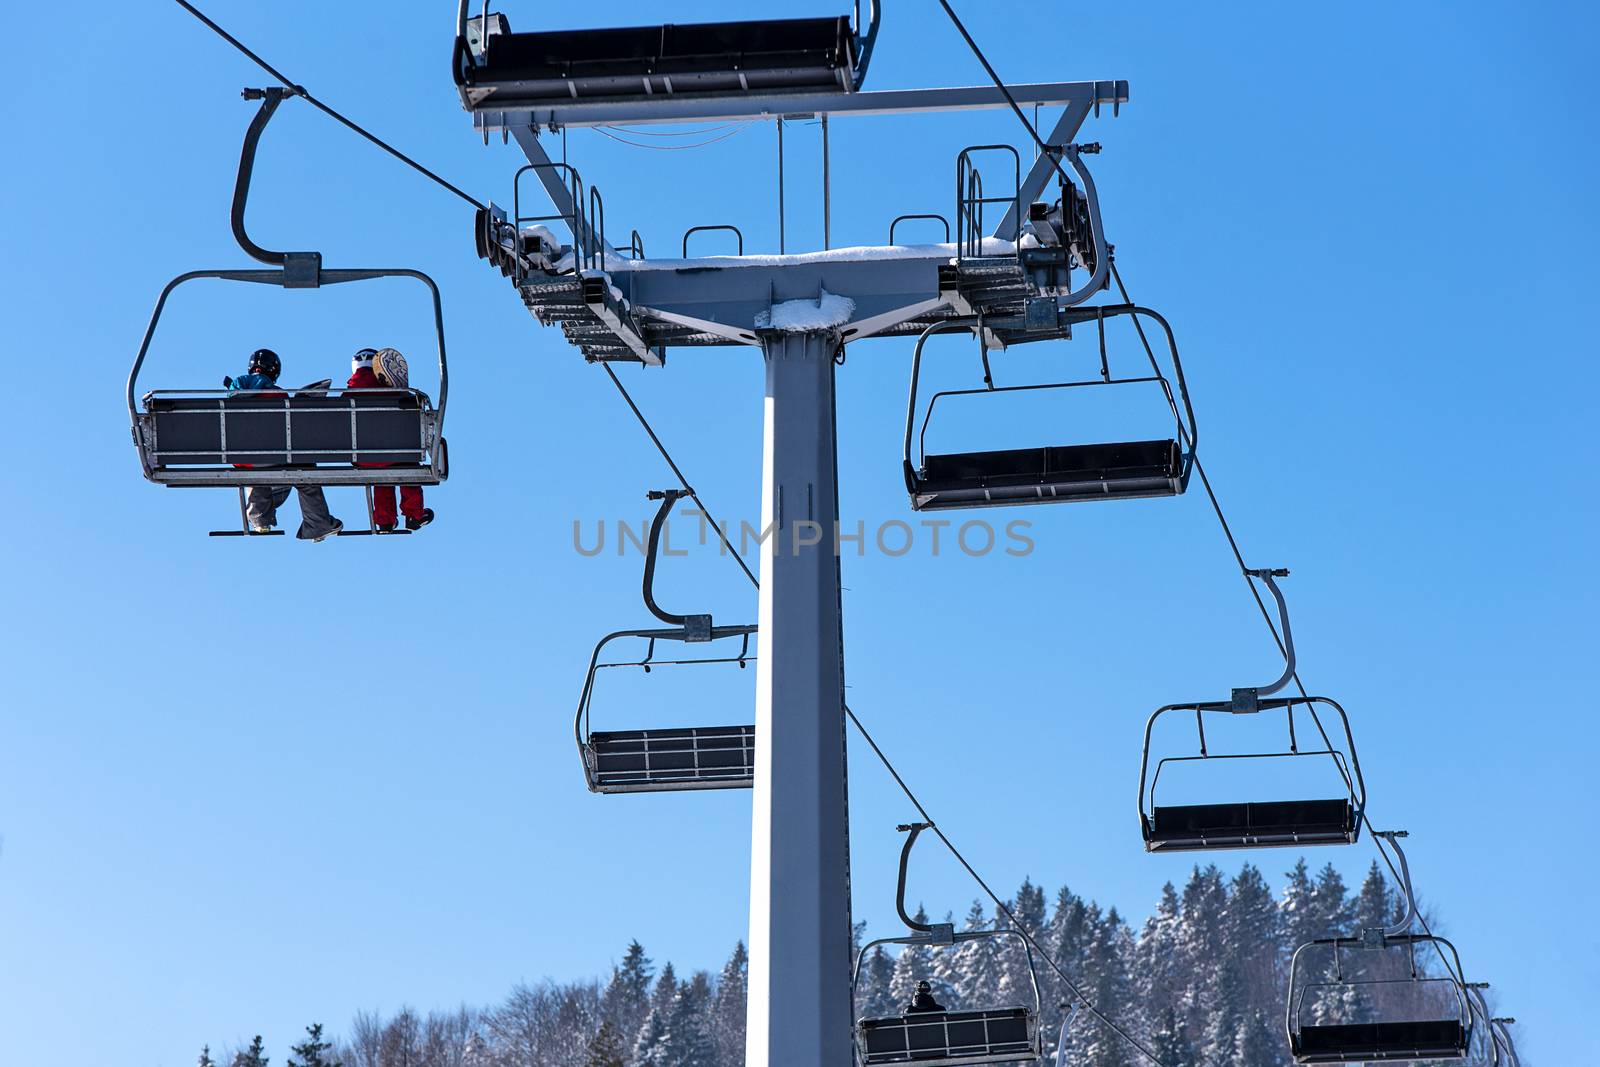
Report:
584,1019,626,1067
708,942,747,1066
286,1024,340,1067
1175,866,1230,1051
198,1046,217,1067
1232,1008,1279,1067
856,944,897,1021
1149,1005,1197,1067
650,962,679,1022
657,974,716,1067
1133,883,1184,1020
996,880,1047,1017
1080,909,1136,1067
605,941,656,1043
1198,954,1245,1067
631,1006,668,1067
232,1035,268,1067
887,906,936,1006
1045,888,1095,1065
1224,864,1282,1025
942,901,1000,1010
1311,864,1351,935
1279,859,1321,948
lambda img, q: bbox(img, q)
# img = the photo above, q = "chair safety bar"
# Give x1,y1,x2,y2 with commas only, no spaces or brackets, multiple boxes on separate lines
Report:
574,625,758,793
903,309,1197,508
1137,696,1368,851
1286,933,1472,1064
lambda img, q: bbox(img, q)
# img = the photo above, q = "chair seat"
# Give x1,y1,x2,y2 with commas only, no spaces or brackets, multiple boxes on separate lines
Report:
585,725,755,793
460,17,859,103
1145,798,1357,852
911,440,1183,510
859,1007,1035,1067
1295,1019,1467,1063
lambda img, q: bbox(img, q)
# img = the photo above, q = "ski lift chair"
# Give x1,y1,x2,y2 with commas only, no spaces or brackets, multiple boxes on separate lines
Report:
127,88,449,534
575,489,759,794
903,309,1195,511
1286,834,1474,1063
1137,570,1367,852
454,1,881,108
853,824,1042,1067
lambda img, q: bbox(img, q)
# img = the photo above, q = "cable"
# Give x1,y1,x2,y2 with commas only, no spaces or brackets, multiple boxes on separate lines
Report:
601,364,760,590
592,125,746,151
171,0,486,211
936,0,1081,194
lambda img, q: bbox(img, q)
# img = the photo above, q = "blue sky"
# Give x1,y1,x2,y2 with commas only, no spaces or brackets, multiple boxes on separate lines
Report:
2,1,1596,1063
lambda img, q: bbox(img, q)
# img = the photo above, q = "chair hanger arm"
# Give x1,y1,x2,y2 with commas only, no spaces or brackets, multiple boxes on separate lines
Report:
894,822,935,933
1375,830,1419,937
1233,568,1294,709
232,88,307,267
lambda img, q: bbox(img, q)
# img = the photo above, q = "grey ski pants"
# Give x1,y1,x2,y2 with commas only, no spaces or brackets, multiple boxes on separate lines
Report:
246,484,339,540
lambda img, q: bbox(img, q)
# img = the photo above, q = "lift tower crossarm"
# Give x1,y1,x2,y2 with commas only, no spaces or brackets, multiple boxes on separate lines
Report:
476,79,1128,131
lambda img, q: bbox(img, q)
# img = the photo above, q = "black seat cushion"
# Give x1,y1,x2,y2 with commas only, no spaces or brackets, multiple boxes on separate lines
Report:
859,1007,1032,1064
1297,1019,1466,1061
915,440,1183,507
464,17,857,100
1148,799,1356,849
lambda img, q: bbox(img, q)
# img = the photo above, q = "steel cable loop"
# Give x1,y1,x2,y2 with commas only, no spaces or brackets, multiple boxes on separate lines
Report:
594,126,748,151
175,0,1477,1040
601,365,760,590
173,0,486,211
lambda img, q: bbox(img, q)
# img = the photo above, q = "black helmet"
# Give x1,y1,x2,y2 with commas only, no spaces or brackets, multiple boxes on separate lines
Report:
248,348,281,379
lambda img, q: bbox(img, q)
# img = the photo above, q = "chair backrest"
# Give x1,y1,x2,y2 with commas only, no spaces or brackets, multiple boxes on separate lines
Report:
144,390,430,467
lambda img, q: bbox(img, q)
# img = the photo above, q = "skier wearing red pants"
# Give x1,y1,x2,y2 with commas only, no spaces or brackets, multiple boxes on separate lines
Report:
348,347,434,532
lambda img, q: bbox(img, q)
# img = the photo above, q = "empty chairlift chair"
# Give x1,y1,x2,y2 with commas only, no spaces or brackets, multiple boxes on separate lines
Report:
1287,833,1474,1063
454,1,881,108
854,824,1042,1067
127,88,448,532
903,309,1195,511
574,489,758,794
1137,569,1367,852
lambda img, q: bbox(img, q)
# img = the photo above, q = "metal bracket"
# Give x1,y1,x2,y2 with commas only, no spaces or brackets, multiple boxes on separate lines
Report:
642,488,715,637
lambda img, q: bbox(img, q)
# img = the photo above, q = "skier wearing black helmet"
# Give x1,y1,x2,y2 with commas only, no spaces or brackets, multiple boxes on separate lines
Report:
225,348,343,541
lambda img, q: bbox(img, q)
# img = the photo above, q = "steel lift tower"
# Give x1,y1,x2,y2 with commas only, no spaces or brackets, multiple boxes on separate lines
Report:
454,7,1126,1062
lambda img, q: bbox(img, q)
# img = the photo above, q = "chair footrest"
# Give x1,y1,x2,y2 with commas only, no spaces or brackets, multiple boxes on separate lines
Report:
584,725,755,793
